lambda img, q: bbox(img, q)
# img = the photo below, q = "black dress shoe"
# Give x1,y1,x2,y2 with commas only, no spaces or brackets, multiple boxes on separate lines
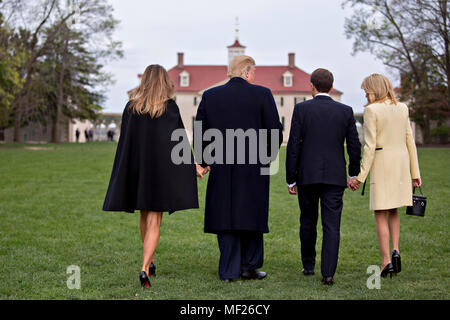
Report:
241,270,267,280
392,250,401,274
139,271,151,288
380,263,395,278
302,269,315,276
322,276,334,285
149,262,156,277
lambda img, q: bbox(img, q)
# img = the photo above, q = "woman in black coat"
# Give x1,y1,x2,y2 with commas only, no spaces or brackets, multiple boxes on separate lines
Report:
103,65,204,287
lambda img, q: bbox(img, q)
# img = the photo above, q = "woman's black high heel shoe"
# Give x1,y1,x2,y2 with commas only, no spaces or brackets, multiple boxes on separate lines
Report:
392,250,401,273
139,271,151,288
149,262,156,277
380,263,395,278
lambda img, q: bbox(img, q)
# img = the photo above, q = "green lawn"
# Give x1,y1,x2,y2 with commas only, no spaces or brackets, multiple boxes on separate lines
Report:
0,142,448,300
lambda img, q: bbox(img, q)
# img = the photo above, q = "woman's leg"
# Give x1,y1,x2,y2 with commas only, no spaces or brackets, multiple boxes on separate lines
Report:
374,210,391,269
140,210,163,273
139,211,148,243
388,208,400,253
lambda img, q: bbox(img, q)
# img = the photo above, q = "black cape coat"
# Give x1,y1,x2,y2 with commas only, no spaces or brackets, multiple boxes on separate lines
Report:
103,99,199,214
195,77,283,234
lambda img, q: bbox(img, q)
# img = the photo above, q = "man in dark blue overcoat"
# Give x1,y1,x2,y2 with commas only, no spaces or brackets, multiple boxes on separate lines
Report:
195,55,283,282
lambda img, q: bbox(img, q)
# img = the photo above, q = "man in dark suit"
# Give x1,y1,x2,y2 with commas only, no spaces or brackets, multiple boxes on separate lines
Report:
195,55,283,282
286,68,361,285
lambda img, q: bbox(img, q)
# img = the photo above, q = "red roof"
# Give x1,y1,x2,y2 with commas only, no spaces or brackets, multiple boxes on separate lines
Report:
227,39,246,48
168,65,228,93
166,65,342,94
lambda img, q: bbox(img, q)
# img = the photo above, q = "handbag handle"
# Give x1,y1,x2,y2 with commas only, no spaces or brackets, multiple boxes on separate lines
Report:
413,186,424,195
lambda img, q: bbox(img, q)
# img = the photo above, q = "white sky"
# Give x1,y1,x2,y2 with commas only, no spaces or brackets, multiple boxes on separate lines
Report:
103,0,393,114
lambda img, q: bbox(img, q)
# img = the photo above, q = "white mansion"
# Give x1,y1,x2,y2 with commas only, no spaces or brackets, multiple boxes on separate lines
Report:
139,36,344,143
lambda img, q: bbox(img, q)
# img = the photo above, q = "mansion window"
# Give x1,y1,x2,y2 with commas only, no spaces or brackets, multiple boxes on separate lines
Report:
180,71,190,87
283,71,293,87
295,97,307,104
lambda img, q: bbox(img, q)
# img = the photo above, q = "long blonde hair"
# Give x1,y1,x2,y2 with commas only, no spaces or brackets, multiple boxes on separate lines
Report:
128,64,174,118
361,73,398,106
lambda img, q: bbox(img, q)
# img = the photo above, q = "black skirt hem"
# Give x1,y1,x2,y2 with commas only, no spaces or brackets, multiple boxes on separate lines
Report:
103,204,199,215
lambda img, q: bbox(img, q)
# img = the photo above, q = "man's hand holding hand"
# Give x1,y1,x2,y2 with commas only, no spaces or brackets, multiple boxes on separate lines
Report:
347,177,361,191
288,185,297,195
196,164,210,178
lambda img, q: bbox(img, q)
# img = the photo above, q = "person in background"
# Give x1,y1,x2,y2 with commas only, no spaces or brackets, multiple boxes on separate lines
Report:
348,73,422,279
75,128,80,143
89,128,94,141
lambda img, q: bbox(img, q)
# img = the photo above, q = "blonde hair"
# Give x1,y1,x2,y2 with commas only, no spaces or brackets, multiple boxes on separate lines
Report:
361,73,398,106
128,64,174,118
227,55,255,78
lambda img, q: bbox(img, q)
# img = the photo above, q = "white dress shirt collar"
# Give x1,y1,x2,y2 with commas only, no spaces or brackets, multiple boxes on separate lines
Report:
315,93,331,97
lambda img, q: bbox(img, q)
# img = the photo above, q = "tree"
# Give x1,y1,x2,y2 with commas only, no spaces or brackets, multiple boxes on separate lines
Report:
0,0,122,142
0,7,25,128
40,23,115,142
343,0,450,144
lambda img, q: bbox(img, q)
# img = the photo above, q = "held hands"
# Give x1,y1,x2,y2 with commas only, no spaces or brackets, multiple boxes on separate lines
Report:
196,164,210,179
347,177,361,191
288,185,297,195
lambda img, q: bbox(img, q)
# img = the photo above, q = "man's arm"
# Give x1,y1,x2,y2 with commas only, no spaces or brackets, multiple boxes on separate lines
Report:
286,105,301,186
346,108,362,177
261,89,283,160
194,93,209,168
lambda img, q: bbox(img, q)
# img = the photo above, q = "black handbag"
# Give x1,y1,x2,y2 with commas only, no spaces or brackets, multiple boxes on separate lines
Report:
406,186,427,217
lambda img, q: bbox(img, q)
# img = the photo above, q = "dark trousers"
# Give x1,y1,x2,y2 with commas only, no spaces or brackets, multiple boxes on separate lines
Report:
217,232,264,280
297,184,345,277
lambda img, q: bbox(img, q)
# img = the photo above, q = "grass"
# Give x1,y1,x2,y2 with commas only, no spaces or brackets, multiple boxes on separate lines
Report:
0,142,448,300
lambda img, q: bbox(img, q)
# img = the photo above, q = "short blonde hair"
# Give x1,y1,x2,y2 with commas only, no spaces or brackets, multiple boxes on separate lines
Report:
361,73,398,106
227,55,255,78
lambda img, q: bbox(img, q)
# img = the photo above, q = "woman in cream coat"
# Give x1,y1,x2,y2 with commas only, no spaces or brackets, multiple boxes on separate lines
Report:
349,74,422,278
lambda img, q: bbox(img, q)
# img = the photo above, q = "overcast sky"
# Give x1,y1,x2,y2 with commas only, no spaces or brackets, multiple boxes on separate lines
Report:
103,0,393,114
